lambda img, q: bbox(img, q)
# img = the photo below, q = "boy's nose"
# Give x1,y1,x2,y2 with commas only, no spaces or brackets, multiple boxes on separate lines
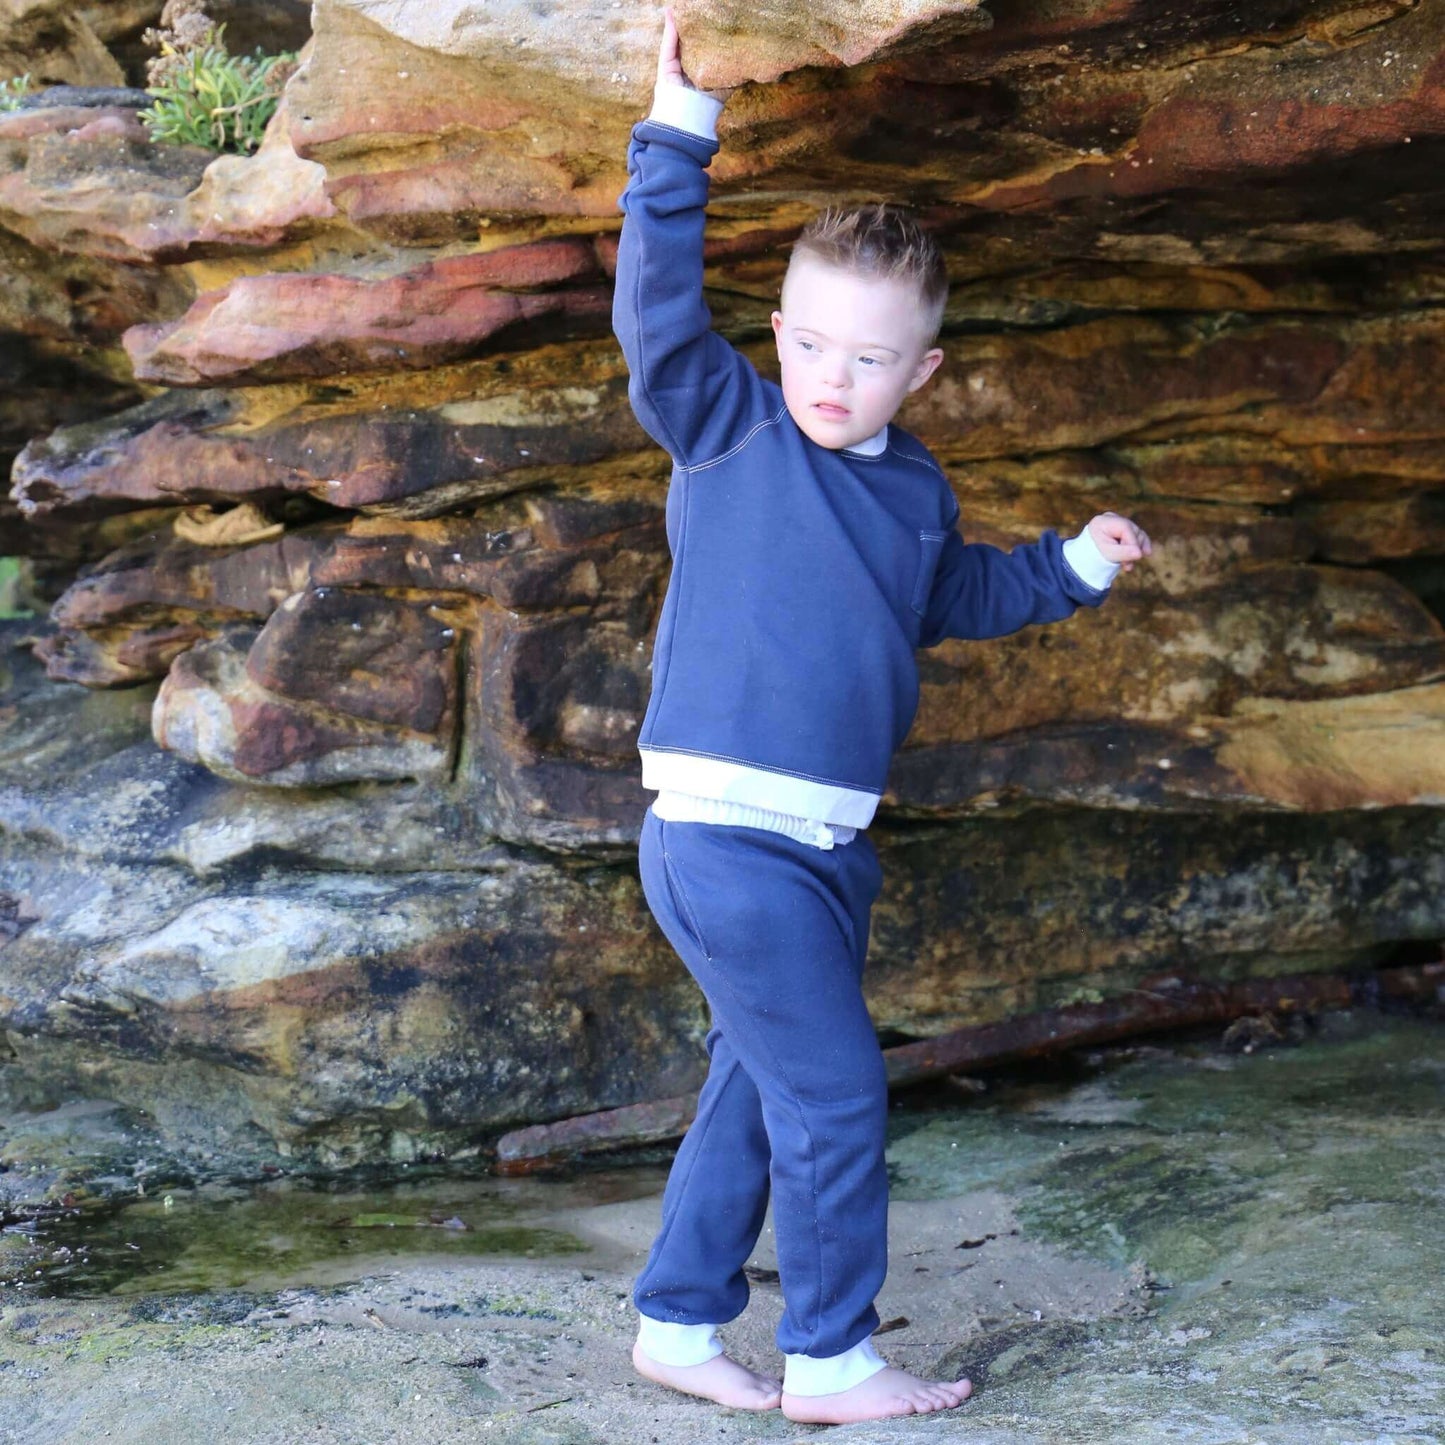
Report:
823,357,850,388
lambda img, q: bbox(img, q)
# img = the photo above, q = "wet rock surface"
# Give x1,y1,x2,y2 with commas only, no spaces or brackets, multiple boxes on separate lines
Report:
1,1012,1440,1443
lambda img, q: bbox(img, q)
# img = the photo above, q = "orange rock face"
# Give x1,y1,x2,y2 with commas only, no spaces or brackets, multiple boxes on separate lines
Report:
3,0,1445,1158
124,239,610,384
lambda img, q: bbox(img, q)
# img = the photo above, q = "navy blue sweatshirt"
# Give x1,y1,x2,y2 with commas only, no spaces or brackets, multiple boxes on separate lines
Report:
614,116,1111,829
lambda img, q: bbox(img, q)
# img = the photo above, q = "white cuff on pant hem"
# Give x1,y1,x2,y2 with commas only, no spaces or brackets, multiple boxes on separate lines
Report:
782,1337,887,1396
636,1315,724,1367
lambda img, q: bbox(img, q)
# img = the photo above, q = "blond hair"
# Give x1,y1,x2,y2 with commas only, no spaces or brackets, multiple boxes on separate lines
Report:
787,204,948,340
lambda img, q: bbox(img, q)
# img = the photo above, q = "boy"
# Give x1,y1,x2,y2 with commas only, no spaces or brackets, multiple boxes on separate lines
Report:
614,11,1152,1426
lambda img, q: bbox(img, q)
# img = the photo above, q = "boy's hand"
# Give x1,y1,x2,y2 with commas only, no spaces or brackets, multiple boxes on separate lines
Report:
656,7,731,100
1086,512,1152,572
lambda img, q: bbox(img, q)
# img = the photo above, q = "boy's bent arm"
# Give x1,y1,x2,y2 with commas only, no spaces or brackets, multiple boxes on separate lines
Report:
918,520,1116,647
614,101,770,468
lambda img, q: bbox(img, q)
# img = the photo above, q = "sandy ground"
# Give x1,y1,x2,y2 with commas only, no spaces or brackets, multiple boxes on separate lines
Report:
3,1012,1443,1444
2,1184,1144,1444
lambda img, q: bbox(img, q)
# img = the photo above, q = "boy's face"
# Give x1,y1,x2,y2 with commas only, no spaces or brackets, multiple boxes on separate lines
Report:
771,256,944,451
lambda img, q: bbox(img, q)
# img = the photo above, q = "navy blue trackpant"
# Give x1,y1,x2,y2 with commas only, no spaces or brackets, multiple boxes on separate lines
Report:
634,806,888,1360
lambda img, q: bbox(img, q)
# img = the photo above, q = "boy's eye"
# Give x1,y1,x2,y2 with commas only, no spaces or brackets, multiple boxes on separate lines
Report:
859,355,882,366
798,340,817,352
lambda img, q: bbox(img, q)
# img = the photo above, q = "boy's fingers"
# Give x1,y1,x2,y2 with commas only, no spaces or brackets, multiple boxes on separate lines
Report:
657,8,682,85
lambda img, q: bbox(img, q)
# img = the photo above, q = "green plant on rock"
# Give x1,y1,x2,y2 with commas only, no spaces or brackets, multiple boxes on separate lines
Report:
140,2,295,155
0,74,32,112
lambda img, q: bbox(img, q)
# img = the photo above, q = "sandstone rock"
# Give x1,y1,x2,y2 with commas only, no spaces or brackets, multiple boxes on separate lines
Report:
33,471,1445,832
911,562,1445,746
328,0,988,95
22,308,1445,528
5,637,1444,1161
0,829,704,1157
5,0,1445,1170
0,502,179,606
863,806,1445,1037
125,238,609,384
4,769,1443,1158
0,121,214,263
10,389,325,517
40,484,663,668
0,1,124,89
0,96,334,263
34,614,210,687
35,490,662,837
0,225,188,346
899,316,1348,463
11,342,648,517
658,0,993,89
0,629,515,875
153,621,455,786
958,1,1445,215
244,584,458,736
1212,684,1445,812
0,334,145,555
1299,489,1445,564
166,104,337,255
0,105,147,144
173,502,284,547
889,679,1445,822
288,0,638,240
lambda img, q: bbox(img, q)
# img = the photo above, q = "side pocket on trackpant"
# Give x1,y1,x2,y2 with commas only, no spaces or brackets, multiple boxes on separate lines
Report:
661,846,714,961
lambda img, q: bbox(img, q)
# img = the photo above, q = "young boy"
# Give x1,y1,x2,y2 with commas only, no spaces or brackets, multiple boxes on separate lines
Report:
613,11,1152,1426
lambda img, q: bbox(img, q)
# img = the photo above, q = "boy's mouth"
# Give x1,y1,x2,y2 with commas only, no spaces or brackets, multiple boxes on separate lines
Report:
812,402,850,419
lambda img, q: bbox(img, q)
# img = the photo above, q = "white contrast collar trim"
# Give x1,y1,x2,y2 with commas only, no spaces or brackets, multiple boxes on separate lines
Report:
842,424,889,457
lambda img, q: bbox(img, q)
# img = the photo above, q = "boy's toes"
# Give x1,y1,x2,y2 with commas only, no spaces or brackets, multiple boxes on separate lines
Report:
941,1377,973,1407
782,1365,973,1424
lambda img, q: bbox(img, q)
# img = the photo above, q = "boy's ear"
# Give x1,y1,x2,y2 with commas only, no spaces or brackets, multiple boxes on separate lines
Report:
908,346,945,393
771,310,784,350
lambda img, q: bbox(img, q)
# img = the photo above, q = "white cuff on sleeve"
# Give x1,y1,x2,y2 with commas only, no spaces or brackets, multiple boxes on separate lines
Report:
648,84,725,141
1062,526,1121,592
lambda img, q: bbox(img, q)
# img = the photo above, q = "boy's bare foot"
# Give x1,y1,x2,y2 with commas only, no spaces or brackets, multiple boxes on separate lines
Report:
631,1341,783,1410
781,1366,972,1424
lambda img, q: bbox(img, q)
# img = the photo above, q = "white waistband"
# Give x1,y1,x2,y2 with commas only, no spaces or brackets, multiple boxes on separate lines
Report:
652,791,856,850
640,748,879,829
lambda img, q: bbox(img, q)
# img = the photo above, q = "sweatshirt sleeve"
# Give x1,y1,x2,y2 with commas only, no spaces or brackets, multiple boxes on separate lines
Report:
613,112,772,467
918,517,1110,648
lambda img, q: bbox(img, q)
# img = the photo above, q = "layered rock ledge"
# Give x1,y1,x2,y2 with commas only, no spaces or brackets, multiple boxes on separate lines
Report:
2,0,1443,1164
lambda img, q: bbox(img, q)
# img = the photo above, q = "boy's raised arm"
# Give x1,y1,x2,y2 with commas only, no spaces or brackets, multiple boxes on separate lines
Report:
613,12,769,467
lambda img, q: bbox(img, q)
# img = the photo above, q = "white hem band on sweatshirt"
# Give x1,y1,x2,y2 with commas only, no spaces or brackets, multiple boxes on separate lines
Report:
653,791,856,850
640,748,880,829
